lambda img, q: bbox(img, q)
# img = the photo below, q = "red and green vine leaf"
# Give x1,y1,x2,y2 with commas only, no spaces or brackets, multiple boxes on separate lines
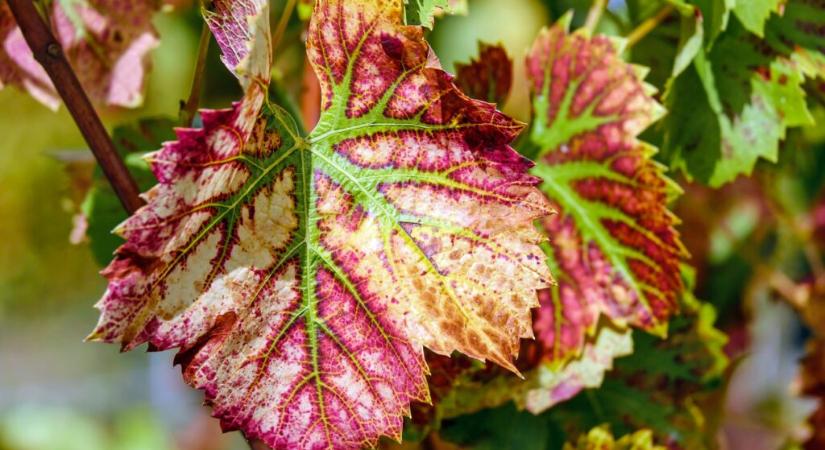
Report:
525,17,686,367
0,0,161,109
203,0,271,90
454,42,513,106
89,0,552,448
77,118,176,266
564,426,665,450
403,0,467,29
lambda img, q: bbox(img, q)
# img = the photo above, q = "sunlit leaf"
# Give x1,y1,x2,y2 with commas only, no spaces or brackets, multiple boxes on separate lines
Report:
454,42,513,106
0,0,161,109
89,1,551,448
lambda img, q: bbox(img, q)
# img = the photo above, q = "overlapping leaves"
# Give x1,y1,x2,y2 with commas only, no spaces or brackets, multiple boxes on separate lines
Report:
89,0,551,448
0,0,161,109
659,0,820,187
435,284,728,450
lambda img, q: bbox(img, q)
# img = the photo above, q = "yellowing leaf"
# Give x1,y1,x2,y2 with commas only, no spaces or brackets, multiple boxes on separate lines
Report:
89,1,551,448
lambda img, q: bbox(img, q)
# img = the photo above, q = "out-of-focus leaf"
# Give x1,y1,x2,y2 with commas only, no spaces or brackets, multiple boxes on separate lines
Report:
663,42,813,187
404,0,467,29
454,42,513,106
525,16,685,369
692,0,735,45
89,1,552,448
563,425,665,450
0,0,162,109
404,0,468,29
732,0,782,37
671,1,703,78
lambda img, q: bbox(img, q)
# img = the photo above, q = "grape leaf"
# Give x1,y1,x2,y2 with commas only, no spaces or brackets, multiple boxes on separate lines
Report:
692,0,735,44
203,0,271,90
436,291,728,449
525,16,685,366
732,0,781,37
89,0,552,448
454,42,513,106
663,50,813,187
404,0,467,29
79,118,176,266
0,0,161,109
765,0,825,56
522,327,633,413
564,426,665,450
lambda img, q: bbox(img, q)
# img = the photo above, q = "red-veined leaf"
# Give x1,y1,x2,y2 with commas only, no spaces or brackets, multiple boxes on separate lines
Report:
526,17,686,371
454,42,513,106
89,0,552,448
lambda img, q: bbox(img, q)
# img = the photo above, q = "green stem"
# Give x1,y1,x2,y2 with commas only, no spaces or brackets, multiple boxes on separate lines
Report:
273,0,297,56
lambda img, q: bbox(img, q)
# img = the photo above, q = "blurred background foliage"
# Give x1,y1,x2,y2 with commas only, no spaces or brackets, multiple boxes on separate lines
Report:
1,0,824,449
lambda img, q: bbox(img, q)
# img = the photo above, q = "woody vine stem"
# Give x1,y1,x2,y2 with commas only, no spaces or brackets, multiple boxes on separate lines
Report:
6,0,143,214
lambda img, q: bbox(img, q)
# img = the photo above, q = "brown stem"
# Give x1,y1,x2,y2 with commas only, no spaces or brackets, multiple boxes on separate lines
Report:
7,0,144,214
181,18,211,127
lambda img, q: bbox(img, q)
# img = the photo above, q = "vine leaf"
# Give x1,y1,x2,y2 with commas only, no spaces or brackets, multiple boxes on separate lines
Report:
732,0,781,37
522,327,633,413
525,16,686,367
77,118,176,266
454,42,513,106
403,0,467,29
0,0,161,109
89,0,551,448
203,0,271,90
663,41,813,187
564,426,665,450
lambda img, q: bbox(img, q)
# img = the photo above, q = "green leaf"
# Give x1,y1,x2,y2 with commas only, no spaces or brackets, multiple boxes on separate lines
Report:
404,0,468,29
732,0,781,37
664,49,813,187
692,0,735,45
